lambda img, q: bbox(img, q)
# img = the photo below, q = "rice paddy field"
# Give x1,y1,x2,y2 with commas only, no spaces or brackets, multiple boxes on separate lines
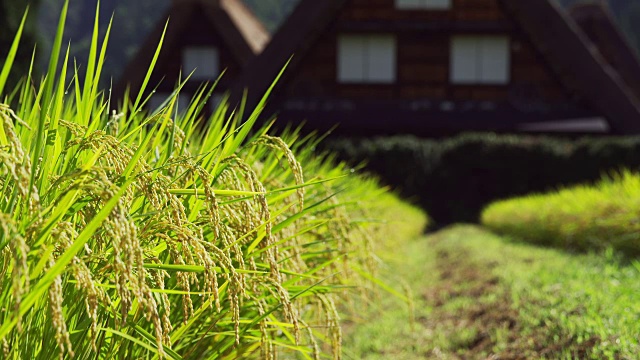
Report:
4,3,640,360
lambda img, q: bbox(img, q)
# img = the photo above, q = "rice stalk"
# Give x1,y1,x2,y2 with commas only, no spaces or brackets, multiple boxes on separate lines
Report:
0,3,429,359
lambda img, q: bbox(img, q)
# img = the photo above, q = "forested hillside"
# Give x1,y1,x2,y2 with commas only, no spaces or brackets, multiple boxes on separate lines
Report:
37,0,170,85
35,0,299,86
1,0,39,89
613,1,640,53
559,0,640,52
243,0,299,31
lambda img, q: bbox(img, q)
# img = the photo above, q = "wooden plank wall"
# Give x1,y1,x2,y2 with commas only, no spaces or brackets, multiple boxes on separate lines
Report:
338,0,503,22
283,0,573,108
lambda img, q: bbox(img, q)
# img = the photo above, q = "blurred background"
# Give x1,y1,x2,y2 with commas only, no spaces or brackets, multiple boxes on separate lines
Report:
27,0,300,84
3,0,640,227
0,1,635,87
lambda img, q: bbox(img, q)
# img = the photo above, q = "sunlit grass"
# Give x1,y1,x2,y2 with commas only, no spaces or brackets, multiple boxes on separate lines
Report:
0,2,427,359
481,170,640,256
344,226,640,359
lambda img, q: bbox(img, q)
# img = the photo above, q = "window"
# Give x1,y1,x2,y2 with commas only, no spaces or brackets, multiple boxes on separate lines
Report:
338,34,396,83
182,46,220,80
450,35,510,84
396,0,451,10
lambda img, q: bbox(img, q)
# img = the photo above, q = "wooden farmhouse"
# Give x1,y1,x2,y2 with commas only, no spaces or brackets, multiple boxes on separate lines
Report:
231,0,640,136
115,0,269,113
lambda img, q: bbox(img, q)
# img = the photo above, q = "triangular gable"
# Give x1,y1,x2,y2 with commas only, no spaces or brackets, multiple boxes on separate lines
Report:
569,2,640,104
231,0,346,108
115,0,269,99
234,0,640,134
499,0,640,133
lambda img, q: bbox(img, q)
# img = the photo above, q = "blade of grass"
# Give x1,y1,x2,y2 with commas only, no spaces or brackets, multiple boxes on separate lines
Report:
30,0,68,201
131,20,168,114
0,7,28,96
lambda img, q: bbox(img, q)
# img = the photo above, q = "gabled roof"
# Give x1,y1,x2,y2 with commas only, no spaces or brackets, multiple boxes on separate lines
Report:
230,0,346,108
220,0,270,54
497,0,640,133
115,0,269,98
569,1,640,102
233,0,640,134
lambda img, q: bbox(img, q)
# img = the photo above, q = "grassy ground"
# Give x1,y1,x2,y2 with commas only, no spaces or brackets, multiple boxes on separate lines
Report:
343,225,640,359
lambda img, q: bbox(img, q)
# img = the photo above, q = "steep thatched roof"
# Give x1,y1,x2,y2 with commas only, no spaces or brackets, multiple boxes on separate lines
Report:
115,0,269,98
232,0,640,134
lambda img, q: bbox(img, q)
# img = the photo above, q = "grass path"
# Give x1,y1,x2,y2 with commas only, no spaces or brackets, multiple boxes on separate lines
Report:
343,225,640,359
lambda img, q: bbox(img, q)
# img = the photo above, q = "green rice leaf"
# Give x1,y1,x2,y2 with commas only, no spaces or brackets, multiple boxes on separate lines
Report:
0,7,28,96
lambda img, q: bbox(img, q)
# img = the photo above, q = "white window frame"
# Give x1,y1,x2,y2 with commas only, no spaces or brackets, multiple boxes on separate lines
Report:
182,46,220,80
450,35,511,85
337,34,397,84
396,0,451,10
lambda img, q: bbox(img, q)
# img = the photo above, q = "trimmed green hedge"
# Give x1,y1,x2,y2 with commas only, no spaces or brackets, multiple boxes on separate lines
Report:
326,133,640,226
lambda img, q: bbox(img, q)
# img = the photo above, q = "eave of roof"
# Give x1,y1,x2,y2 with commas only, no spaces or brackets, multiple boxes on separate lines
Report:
234,0,640,134
221,0,270,54
114,0,268,101
230,0,346,109
498,0,640,133
569,2,640,103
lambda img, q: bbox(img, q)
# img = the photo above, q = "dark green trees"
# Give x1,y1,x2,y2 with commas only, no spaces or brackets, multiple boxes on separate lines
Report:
0,0,39,91
243,0,300,32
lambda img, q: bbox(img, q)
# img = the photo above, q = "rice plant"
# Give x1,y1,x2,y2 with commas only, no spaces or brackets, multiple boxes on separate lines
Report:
0,3,427,359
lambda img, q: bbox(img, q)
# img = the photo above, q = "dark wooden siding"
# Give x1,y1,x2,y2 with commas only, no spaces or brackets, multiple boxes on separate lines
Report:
281,0,574,110
338,0,503,22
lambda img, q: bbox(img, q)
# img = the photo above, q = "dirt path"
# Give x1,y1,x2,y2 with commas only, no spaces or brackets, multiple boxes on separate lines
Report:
420,232,599,359
420,247,519,358
344,226,609,359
